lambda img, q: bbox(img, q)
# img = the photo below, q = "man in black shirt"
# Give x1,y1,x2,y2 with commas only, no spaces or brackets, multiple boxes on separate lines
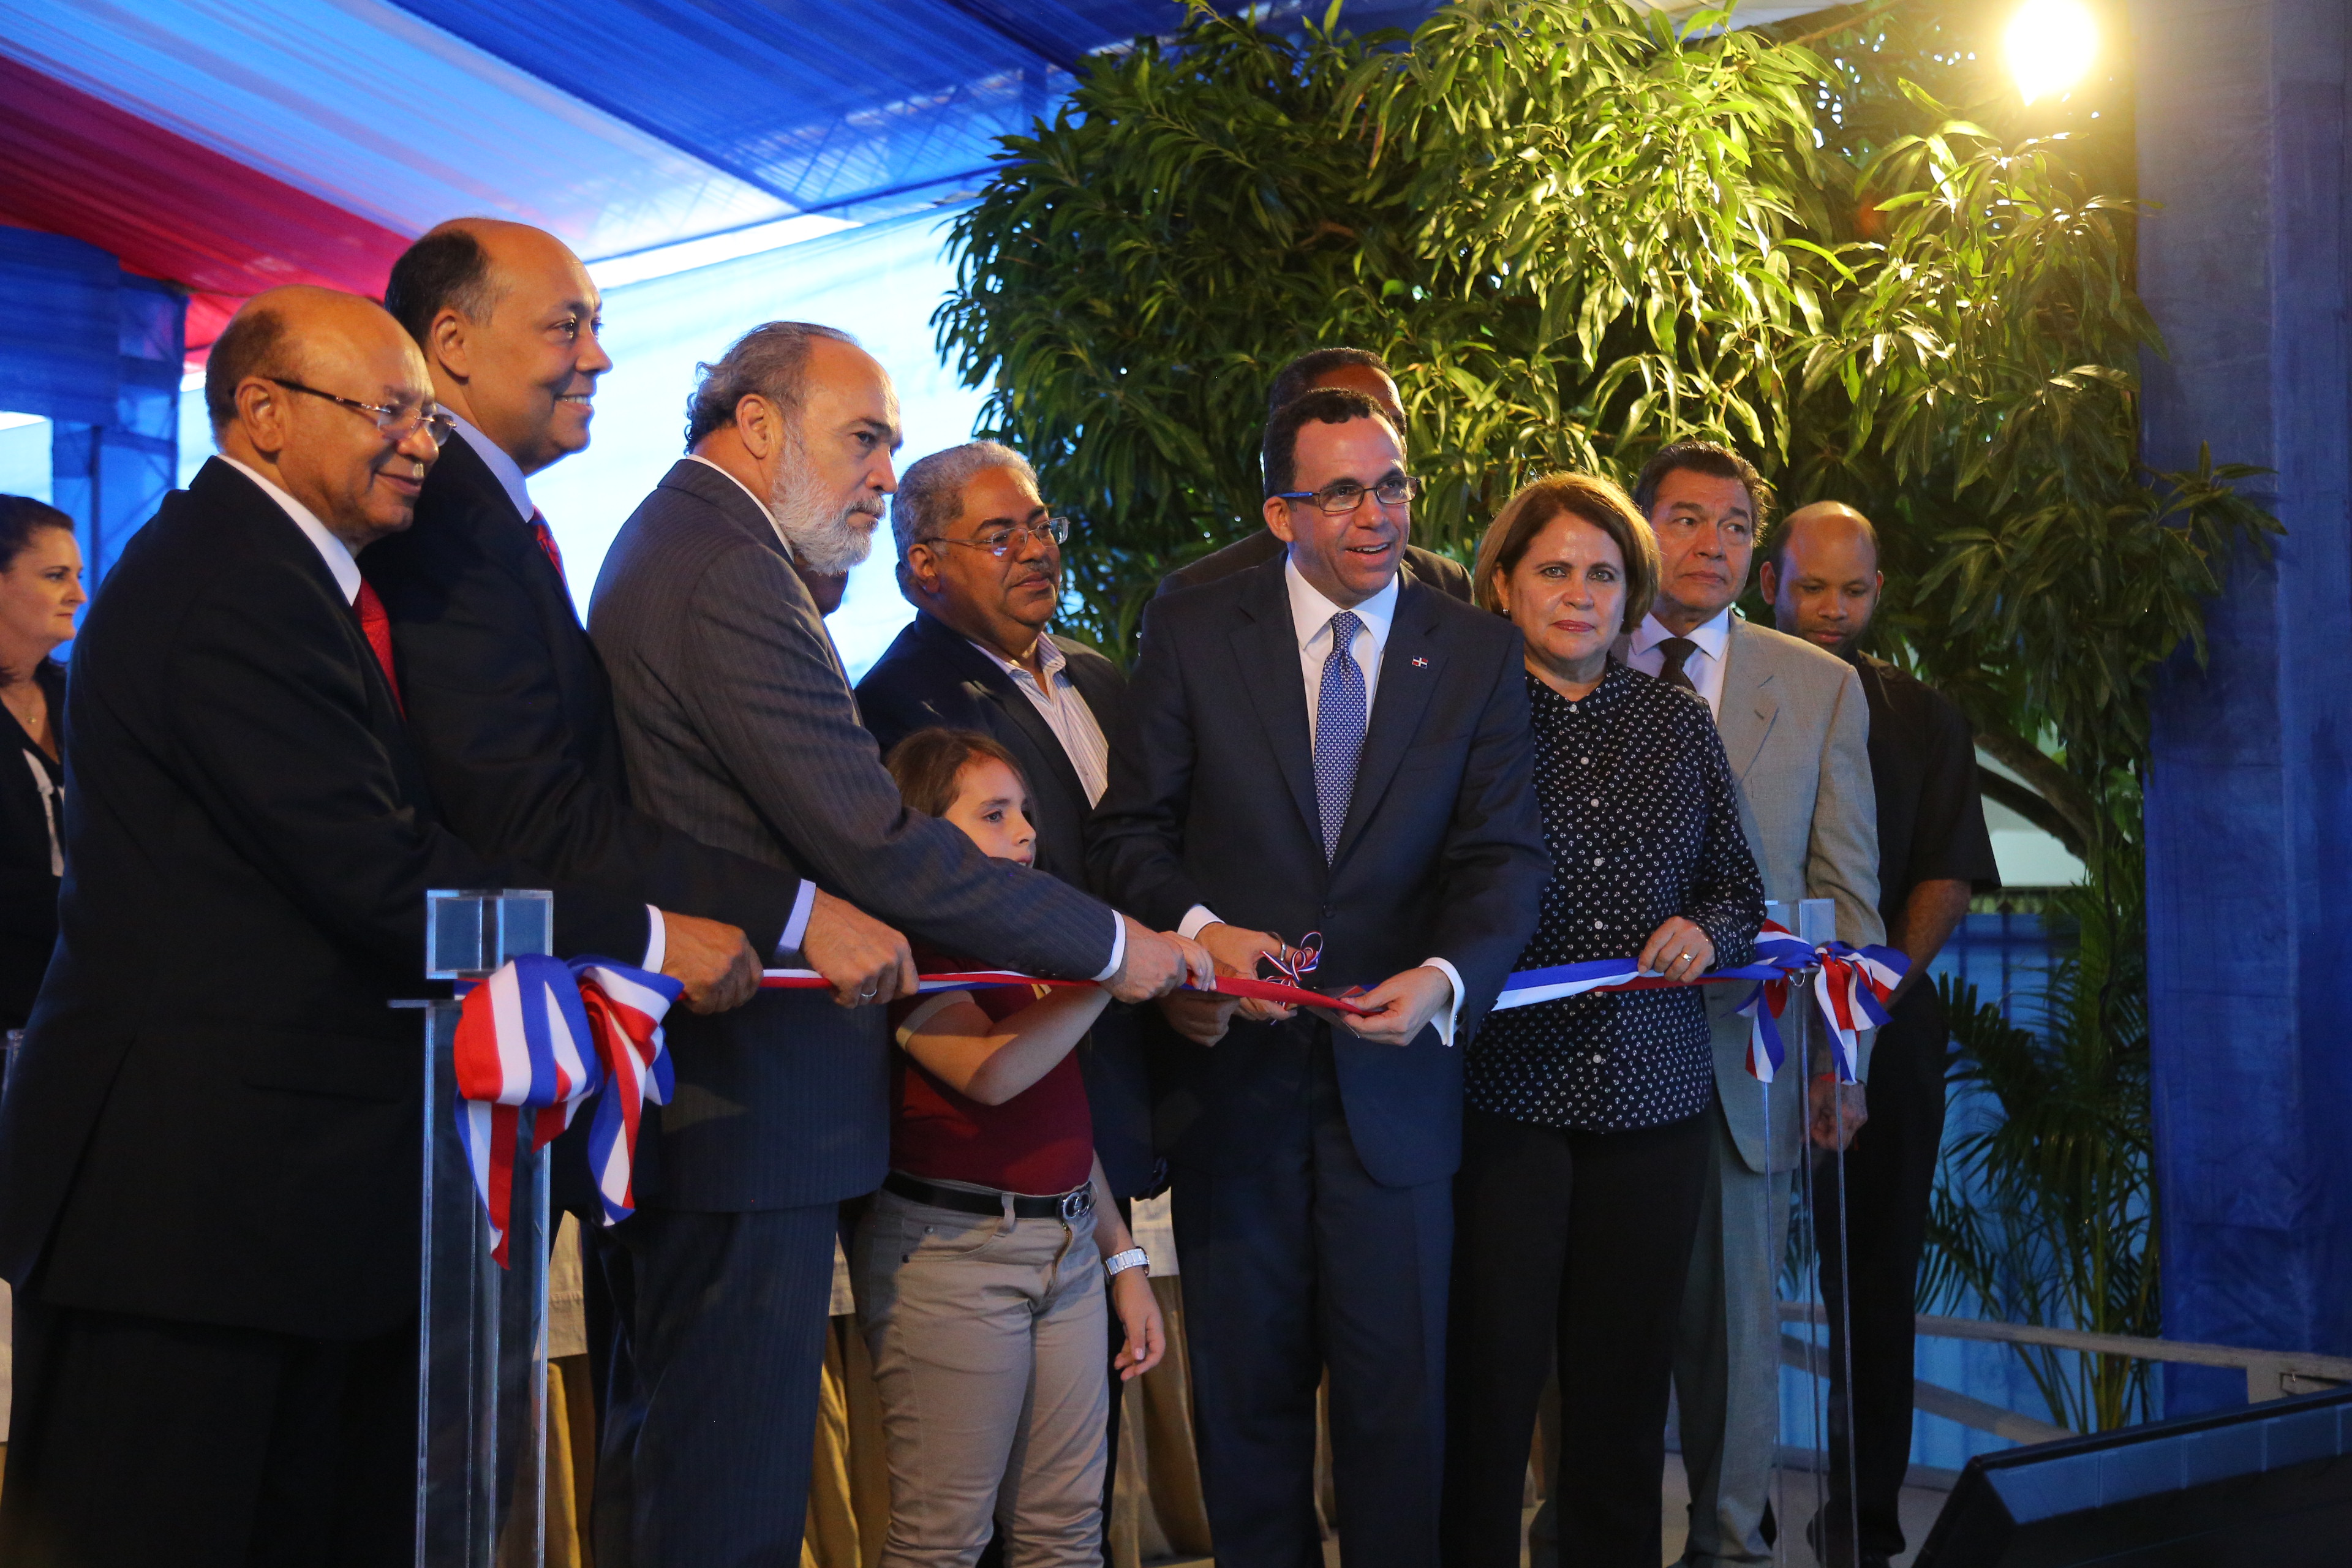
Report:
1761,500,2000,1567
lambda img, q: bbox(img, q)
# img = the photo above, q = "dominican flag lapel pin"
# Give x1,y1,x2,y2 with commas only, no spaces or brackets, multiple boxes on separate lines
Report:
1412,657,1430,668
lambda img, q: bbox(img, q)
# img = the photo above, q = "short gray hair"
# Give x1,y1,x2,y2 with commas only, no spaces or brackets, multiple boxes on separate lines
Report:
683,321,857,450
892,440,1038,560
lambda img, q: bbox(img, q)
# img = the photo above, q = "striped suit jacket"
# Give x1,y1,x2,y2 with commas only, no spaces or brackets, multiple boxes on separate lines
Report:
587,459,1122,1210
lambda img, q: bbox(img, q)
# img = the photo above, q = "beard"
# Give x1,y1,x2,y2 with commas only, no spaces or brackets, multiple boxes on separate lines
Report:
768,451,881,578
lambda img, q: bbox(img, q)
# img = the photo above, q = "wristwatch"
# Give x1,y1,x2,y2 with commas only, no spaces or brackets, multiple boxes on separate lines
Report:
1103,1247,1150,1278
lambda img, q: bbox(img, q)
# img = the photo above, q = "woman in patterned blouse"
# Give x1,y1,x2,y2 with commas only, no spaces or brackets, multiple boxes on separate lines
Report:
1441,474,1764,1568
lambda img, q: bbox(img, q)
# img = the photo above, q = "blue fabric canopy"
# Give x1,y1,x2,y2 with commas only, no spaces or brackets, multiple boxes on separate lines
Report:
386,0,1447,216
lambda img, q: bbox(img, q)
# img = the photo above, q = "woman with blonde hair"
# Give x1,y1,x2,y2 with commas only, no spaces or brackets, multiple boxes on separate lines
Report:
1441,473,1763,1568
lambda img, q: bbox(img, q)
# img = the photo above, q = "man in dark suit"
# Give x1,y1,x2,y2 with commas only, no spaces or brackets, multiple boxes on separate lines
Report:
368,218,909,1011
364,221,914,1439
856,439,1151,1191
1156,348,1473,603
587,321,1205,1567
1090,387,1550,1567
856,440,1150,1568
0,287,713,1568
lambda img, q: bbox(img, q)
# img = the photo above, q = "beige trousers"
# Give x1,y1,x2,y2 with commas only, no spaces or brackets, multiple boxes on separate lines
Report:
852,1185,1110,1568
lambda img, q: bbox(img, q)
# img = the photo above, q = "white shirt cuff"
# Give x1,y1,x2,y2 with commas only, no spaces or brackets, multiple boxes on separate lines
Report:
775,878,818,957
1423,957,1464,1048
641,905,665,973
1178,905,1221,942
1091,911,1128,983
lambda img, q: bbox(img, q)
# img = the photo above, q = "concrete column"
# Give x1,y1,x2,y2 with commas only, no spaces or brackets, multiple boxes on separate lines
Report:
2135,0,2352,1413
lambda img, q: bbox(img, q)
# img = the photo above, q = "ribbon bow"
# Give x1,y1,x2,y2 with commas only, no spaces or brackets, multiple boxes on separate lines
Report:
451,953,682,1267
1808,941,1904,1082
1732,925,1907,1084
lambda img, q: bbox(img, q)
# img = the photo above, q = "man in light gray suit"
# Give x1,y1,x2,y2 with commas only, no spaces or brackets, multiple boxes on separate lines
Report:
1616,441,1881,1568
586,322,1204,1567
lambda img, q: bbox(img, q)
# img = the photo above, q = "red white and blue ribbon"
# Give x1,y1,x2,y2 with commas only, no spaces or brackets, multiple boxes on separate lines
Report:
1809,941,1904,1082
452,953,682,1267
760,968,1376,1015
756,920,1903,1062
1484,921,1905,1085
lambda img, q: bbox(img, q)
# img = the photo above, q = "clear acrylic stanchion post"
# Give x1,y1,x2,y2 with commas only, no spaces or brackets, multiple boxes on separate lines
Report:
1782,897,1860,1568
413,889,555,1568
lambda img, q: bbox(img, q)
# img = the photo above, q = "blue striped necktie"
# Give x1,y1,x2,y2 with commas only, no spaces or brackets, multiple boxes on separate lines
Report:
1313,610,1368,861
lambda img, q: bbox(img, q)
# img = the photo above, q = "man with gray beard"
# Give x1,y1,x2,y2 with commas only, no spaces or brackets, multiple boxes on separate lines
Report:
587,323,1200,1567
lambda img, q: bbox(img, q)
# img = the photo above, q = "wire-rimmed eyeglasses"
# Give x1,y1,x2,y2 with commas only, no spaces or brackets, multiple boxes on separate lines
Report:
1273,475,1425,514
919,516,1073,558
268,378,458,448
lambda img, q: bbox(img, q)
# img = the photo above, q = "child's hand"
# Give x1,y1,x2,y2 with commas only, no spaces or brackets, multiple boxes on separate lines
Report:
1109,1267,1166,1381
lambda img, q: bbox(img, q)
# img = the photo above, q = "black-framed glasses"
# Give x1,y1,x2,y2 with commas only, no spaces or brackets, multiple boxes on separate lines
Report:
919,516,1072,558
1273,475,1425,514
268,378,457,448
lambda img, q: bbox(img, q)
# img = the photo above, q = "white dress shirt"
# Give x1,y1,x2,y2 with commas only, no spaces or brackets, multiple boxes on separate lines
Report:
968,635,1110,805
1179,554,1463,1042
217,456,666,970
1622,606,1735,718
449,413,535,521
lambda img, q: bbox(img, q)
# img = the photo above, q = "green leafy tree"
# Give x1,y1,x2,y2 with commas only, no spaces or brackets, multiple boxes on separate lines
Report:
937,0,2280,1427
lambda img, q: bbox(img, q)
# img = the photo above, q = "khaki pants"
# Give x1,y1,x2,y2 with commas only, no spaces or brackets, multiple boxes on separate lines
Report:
853,1185,1110,1568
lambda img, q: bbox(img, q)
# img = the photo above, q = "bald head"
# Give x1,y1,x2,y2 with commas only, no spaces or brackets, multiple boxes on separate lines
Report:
385,217,608,473
211,285,441,552
1760,500,1883,658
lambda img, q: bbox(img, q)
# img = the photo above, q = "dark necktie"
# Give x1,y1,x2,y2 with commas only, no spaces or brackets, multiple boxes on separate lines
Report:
355,581,404,715
530,509,567,587
1657,636,1700,694
1313,611,1368,862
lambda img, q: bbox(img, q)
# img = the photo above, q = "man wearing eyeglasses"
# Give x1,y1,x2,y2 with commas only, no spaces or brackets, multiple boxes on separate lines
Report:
1089,387,1548,1567
1156,347,1475,603
0,286,660,1566
856,440,1143,1564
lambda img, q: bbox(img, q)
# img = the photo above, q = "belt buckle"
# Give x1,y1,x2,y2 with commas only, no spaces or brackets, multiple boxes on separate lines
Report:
1058,1186,1093,1223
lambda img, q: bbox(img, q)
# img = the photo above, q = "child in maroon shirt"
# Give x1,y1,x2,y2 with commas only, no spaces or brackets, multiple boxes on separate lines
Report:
854,728,1184,1566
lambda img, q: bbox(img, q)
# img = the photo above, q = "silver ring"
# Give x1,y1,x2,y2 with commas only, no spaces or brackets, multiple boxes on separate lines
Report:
856,986,877,1001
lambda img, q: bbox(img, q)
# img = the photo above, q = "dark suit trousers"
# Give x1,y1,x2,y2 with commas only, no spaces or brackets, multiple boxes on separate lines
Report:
1442,1106,1711,1568
594,1203,837,1568
0,1294,414,1568
1170,1030,1451,1568
1816,988,1950,1558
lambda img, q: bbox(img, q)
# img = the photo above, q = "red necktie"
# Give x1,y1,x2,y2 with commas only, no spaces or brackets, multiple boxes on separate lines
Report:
530,510,567,587
355,581,404,715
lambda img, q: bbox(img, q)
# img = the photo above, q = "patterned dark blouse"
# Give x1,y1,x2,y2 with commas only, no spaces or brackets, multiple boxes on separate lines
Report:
1468,662,1765,1131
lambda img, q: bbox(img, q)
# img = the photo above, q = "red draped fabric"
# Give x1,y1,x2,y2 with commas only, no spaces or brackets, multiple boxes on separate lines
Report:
0,55,413,361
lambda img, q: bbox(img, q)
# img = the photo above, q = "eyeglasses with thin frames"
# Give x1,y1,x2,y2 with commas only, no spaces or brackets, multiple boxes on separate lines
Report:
268,378,458,448
1273,475,1425,514
918,516,1073,559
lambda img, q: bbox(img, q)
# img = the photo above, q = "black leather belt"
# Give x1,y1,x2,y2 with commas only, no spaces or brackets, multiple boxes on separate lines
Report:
883,1170,1094,1222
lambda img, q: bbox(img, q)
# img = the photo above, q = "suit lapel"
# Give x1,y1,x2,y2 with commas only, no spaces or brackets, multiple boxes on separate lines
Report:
1332,580,1441,864
201,461,412,753
1716,619,1779,780
1231,563,1321,843
929,619,1092,812
662,460,856,692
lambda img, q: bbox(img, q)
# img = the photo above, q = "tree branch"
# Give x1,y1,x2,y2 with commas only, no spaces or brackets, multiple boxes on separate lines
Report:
1975,728,2101,853
1977,770,2086,862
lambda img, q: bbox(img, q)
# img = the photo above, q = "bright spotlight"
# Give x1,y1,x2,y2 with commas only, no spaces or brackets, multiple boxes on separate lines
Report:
2005,0,2099,104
